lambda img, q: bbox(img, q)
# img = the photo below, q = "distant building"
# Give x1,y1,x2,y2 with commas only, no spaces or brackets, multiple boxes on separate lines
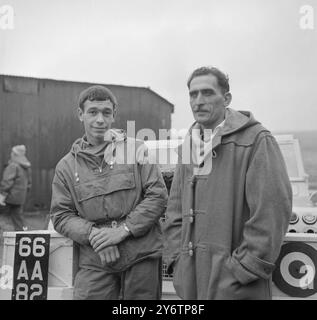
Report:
0,74,174,210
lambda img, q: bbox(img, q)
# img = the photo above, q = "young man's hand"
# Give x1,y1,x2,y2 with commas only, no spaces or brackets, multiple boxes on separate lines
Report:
0,194,6,206
89,226,130,252
98,246,120,265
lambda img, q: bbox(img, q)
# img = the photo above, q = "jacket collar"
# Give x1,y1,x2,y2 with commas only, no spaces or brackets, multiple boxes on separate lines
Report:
178,108,258,160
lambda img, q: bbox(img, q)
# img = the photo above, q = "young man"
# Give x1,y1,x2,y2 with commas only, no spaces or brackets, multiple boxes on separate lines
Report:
50,85,167,299
164,66,292,300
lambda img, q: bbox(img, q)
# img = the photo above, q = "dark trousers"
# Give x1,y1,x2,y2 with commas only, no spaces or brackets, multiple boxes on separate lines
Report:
73,258,162,300
0,204,24,231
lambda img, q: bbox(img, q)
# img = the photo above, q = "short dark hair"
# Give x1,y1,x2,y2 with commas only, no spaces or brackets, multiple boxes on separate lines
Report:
78,85,118,111
187,66,230,94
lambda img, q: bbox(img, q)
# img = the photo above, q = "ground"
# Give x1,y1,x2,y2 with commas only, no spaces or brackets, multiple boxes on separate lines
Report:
0,210,50,266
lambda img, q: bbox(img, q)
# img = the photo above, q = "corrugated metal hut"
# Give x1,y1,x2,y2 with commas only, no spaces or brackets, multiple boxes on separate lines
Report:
0,74,174,210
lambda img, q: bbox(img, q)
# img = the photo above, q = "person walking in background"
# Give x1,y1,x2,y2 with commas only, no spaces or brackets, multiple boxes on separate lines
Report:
0,145,32,231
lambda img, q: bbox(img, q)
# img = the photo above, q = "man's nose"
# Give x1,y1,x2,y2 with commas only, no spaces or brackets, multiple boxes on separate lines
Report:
96,113,105,123
193,92,205,110
195,91,205,104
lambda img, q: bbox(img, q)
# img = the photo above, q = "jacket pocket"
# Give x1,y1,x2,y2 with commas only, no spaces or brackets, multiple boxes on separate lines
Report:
74,172,136,220
118,223,162,264
216,256,271,300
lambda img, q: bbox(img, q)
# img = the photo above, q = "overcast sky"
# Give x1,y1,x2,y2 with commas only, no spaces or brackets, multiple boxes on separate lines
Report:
0,0,316,133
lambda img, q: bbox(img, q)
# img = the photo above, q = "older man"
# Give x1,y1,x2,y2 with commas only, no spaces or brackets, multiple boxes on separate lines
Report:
50,85,167,299
164,66,292,300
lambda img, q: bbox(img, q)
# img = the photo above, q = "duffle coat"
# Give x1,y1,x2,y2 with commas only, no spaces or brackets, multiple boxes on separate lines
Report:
164,108,292,300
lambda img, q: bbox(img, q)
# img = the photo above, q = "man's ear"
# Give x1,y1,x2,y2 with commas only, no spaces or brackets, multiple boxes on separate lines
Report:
112,107,117,123
223,92,232,107
77,107,84,122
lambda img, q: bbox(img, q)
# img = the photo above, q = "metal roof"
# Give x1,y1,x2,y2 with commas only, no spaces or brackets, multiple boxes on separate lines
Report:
0,73,174,113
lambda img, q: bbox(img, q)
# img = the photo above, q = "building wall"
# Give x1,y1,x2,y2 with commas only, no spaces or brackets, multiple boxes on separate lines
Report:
0,75,173,210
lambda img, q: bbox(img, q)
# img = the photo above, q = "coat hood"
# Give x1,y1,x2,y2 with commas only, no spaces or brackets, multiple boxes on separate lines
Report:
187,108,260,138
70,129,126,182
10,158,31,169
178,108,262,167
10,145,31,168
71,129,126,160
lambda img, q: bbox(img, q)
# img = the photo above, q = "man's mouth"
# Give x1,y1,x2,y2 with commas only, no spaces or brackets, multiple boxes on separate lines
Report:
92,127,106,130
195,110,209,114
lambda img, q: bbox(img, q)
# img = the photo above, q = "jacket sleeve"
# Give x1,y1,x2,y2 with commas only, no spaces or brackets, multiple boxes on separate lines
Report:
125,163,168,238
162,163,183,273
0,164,17,197
229,134,292,285
50,167,94,245
27,167,32,191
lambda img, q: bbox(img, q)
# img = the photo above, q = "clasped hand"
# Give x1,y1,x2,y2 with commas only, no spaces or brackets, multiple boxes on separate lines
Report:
0,194,6,206
89,226,129,266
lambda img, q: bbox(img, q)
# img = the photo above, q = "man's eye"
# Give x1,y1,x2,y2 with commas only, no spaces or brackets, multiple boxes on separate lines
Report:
202,90,214,96
103,112,112,117
189,92,198,98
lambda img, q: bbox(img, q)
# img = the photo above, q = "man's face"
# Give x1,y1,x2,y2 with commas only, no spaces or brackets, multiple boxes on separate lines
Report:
77,100,116,145
189,74,231,129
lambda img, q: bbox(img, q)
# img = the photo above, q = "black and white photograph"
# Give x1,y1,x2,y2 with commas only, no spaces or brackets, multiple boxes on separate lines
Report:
0,0,317,306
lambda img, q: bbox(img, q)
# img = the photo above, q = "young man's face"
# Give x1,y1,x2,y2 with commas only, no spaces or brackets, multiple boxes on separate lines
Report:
189,74,231,129
78,99,116,145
